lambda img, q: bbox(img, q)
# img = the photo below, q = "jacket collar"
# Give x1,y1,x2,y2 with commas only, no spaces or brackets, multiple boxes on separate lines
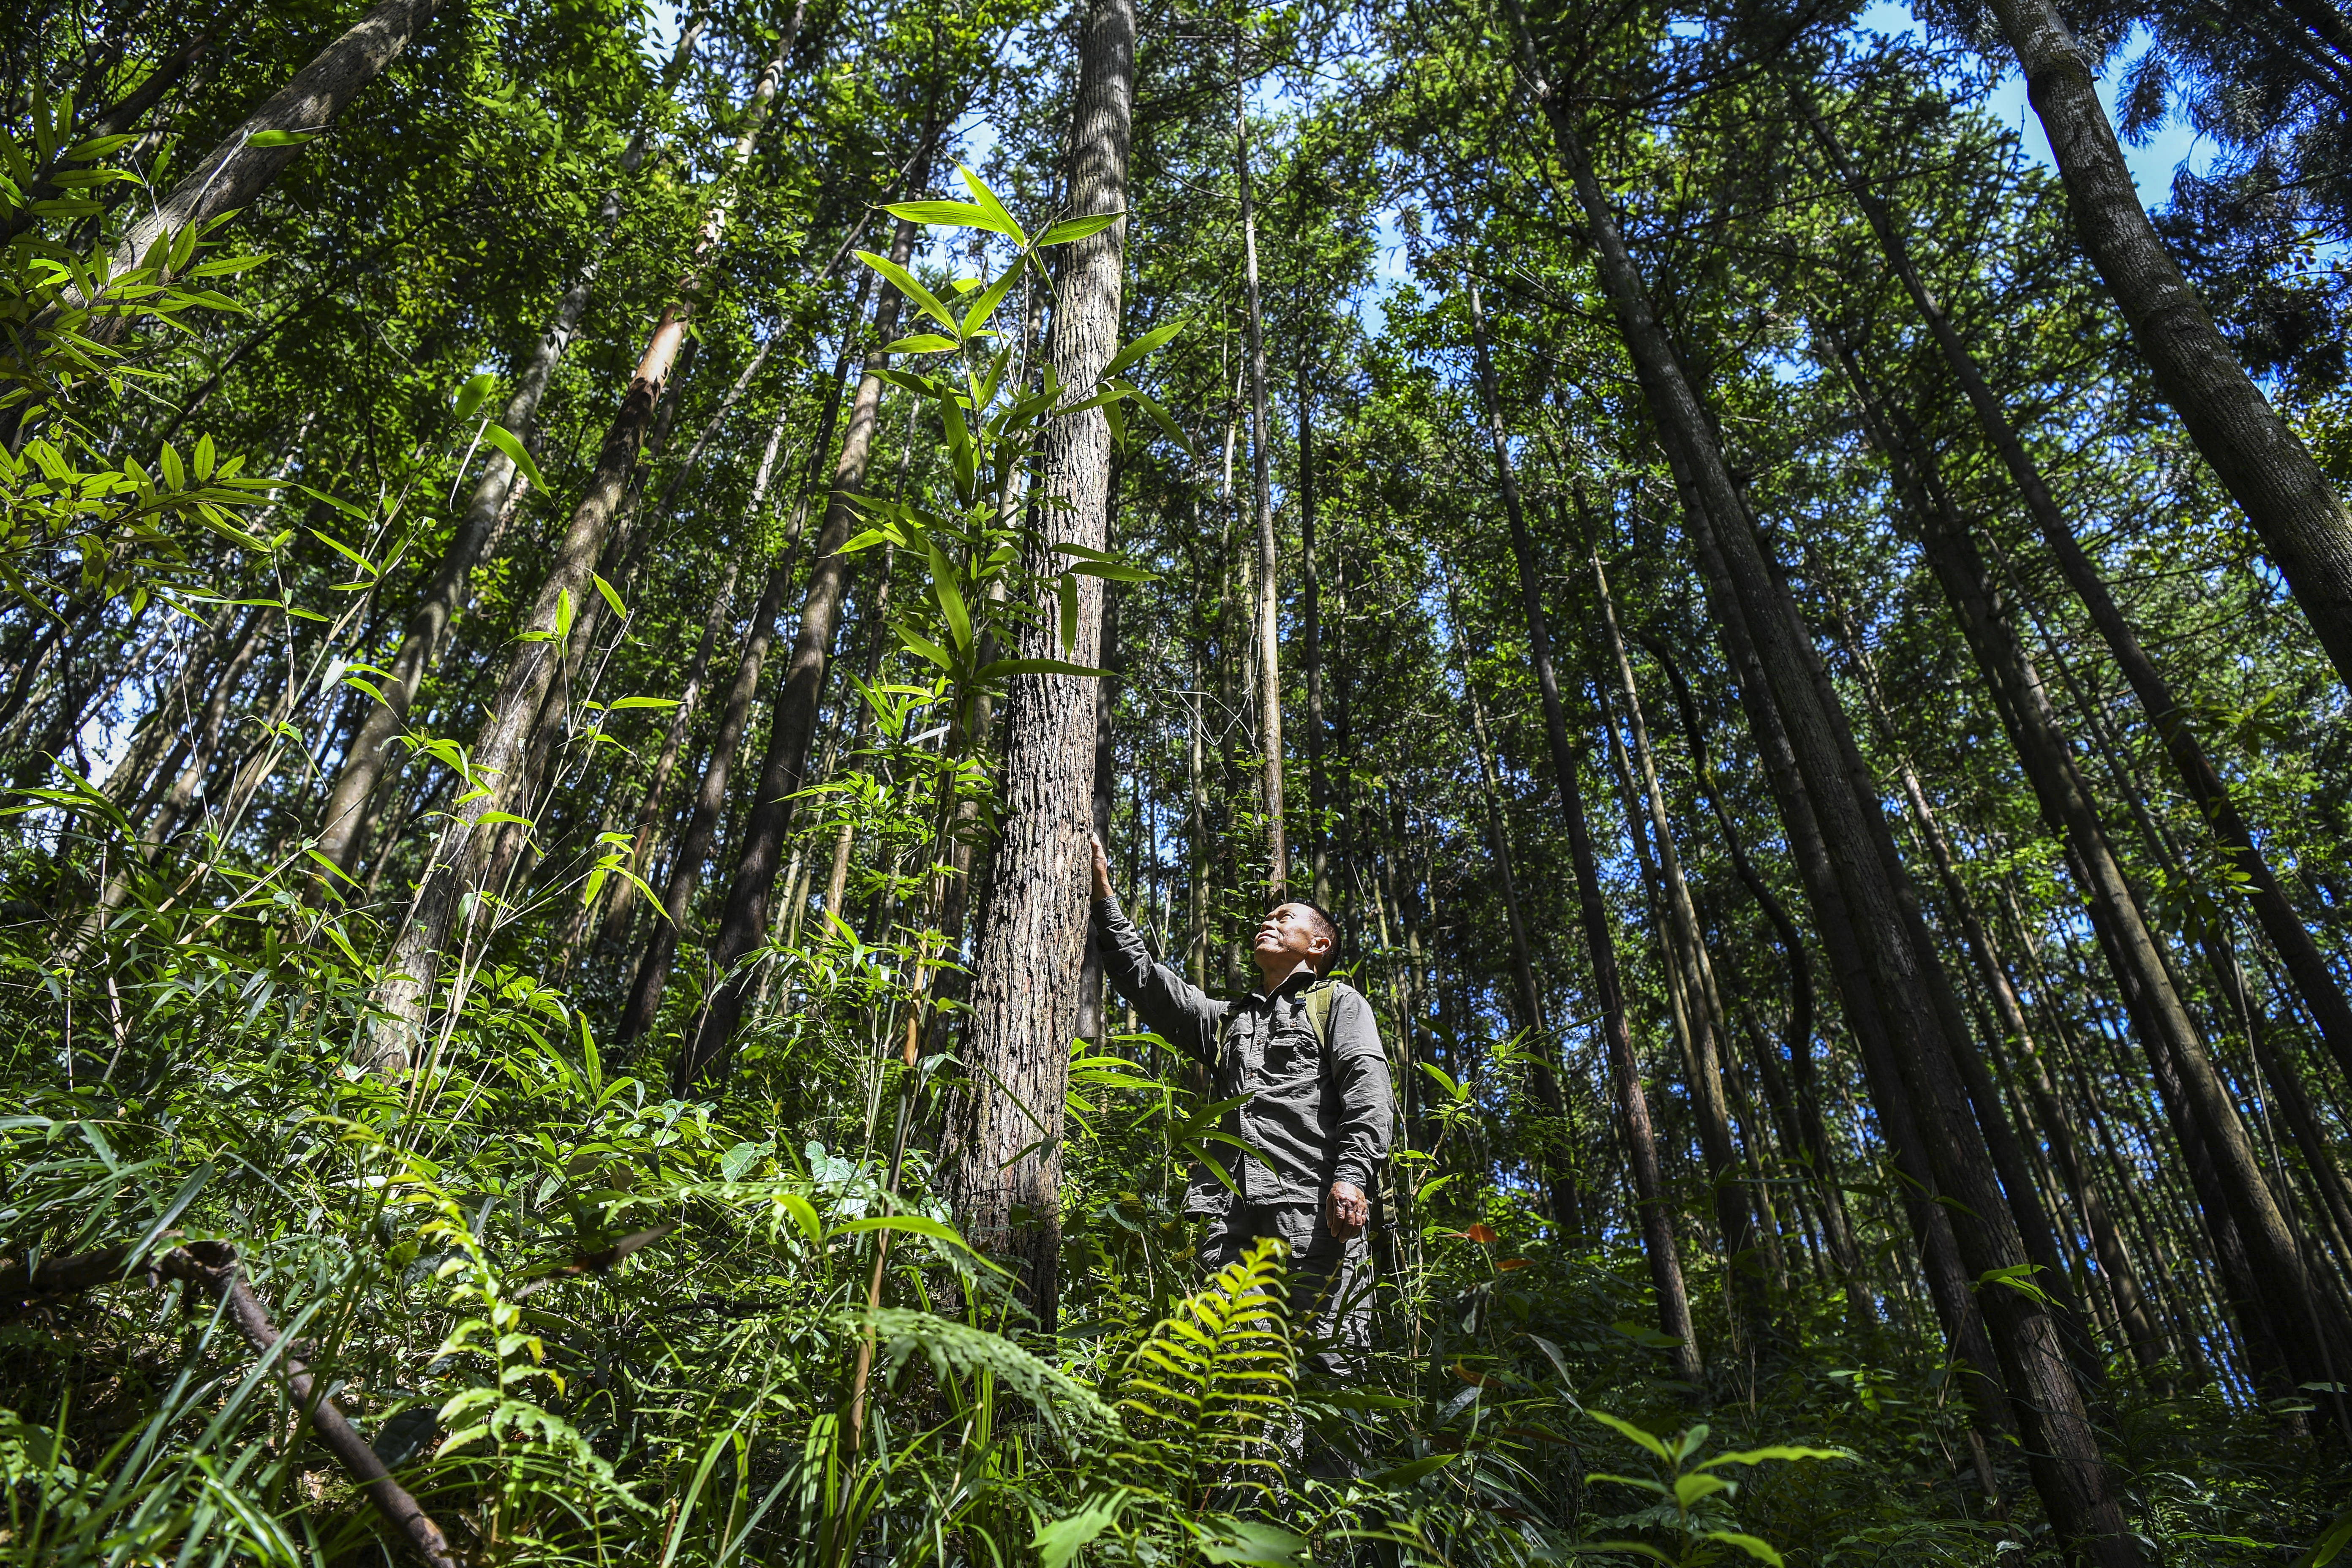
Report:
1246,966,1320,1004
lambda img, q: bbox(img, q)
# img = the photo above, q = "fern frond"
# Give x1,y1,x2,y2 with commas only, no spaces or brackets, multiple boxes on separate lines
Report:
1109,1237,1297,1504
846,1307,1125,1451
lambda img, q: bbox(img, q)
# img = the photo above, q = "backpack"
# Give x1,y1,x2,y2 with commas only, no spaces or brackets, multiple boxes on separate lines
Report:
1302,977,1339,1051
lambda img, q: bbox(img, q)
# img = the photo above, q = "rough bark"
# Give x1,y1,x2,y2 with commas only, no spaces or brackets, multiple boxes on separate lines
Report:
943,0,1133,1326
1979,0,2352,693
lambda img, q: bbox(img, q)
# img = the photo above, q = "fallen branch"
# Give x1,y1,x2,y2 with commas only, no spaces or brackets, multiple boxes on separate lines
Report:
3,1237,460,1568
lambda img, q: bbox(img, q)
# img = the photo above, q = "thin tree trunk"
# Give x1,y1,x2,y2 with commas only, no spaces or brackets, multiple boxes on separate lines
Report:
820,555,896,926
1446,576,1582,1236
58,0,445,330
1501,8,2131,1544
619,564,789,1053
1233,41,1285,899
944,0,1133,1324
1639,634,1870,1307
1299,354,1326,906
367,24,789,1069
1848,350,2351,1413
1976,0,2352,692
1467,278,1699,1377
678,137,939,1083
1592,548,1774,1345
590,559,740,952
314,16,705,873
1805,101,2352,1090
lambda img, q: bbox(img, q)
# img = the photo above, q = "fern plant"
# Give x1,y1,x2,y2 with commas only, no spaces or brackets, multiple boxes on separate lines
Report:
1034,1238,1310,1568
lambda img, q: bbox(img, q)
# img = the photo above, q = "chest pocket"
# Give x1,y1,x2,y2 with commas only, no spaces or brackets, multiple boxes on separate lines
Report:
1263,1019,1321,1084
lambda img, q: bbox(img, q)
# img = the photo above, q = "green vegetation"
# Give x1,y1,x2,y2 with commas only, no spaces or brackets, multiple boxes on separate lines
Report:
4,0,2351,1561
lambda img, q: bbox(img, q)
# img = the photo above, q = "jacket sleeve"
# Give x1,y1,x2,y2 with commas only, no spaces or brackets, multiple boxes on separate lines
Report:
1327,983,1393,1194
1093,895,1223,1067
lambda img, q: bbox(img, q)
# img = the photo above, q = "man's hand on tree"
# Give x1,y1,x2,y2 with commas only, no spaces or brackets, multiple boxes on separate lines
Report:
1327,1180,1369,1239
1088,831,1113,901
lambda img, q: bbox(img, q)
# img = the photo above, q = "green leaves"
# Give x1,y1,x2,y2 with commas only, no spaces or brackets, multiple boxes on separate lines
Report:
243,128,322,148
478,420,549,494
454,371,499,422
1578,1409,1849,1566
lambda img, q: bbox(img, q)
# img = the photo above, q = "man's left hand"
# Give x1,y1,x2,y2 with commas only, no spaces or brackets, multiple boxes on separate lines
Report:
1327,1180,1369,1238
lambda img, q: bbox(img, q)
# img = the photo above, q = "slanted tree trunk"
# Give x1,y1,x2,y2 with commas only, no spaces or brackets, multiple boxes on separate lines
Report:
366,26,791,1069
1468,280,1698,1375
1502,5,2132,1545
1841,614,2170,1377
1639,634,1871,1312
1592,549,1775,1347
313,16,707,874
1848,357,2352,1415
588,559,739,955
1233,33,1286,898
942,0,1133,1325
1804,99,2352,1093
618,564,788,1053
72,0,445,316
1448,590,1583,1239
1974,0,2352,692
677,141,938,1084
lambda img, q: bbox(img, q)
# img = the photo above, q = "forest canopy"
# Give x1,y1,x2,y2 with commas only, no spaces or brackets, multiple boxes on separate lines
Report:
3,0,2352,1562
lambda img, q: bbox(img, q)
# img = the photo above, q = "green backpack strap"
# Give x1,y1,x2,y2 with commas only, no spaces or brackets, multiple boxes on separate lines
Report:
1303,978,1338,1051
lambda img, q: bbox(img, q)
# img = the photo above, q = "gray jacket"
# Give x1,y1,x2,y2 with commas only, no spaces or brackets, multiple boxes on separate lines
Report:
1092,895,1393,1215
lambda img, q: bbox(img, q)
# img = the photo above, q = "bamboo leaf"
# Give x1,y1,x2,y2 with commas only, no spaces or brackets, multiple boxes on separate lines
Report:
856,250,960,336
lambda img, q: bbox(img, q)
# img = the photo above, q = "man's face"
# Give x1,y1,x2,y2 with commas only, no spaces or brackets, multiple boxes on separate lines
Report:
1252,903,1330,979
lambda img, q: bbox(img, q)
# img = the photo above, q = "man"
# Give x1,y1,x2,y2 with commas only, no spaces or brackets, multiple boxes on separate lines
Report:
1088,833,1392,1374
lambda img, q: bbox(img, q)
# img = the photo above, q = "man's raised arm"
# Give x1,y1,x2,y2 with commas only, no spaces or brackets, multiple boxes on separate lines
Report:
1090,833,1222,1065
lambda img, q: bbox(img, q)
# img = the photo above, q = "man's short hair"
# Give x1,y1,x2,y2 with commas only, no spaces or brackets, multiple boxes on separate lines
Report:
1280,898,1341,974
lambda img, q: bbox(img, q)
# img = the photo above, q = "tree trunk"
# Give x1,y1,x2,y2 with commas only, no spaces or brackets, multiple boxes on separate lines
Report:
366,21,791,1068
1592,549,1775,1345
93,0,444,298
618,561,790,1052
313,17,706,874
1500,8,2133,1546
1639,634,1870,1307
1805,101,2352,1093
1468,278,1699,1376
1446,575,1582,1237
1299,355,1326,907
1849,352,2352,1414
1233,35,1285,900
1977,0,2352,693
944,0,1133,1326
590,558,740,953
678,141,938,1084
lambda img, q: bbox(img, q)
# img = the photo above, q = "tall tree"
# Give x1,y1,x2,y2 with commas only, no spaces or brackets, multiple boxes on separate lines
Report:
944,0,1135,1321
1978,0,2352,692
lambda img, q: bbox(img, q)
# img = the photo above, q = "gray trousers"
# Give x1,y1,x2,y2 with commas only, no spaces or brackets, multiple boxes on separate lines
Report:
1199,1203,1372,1380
